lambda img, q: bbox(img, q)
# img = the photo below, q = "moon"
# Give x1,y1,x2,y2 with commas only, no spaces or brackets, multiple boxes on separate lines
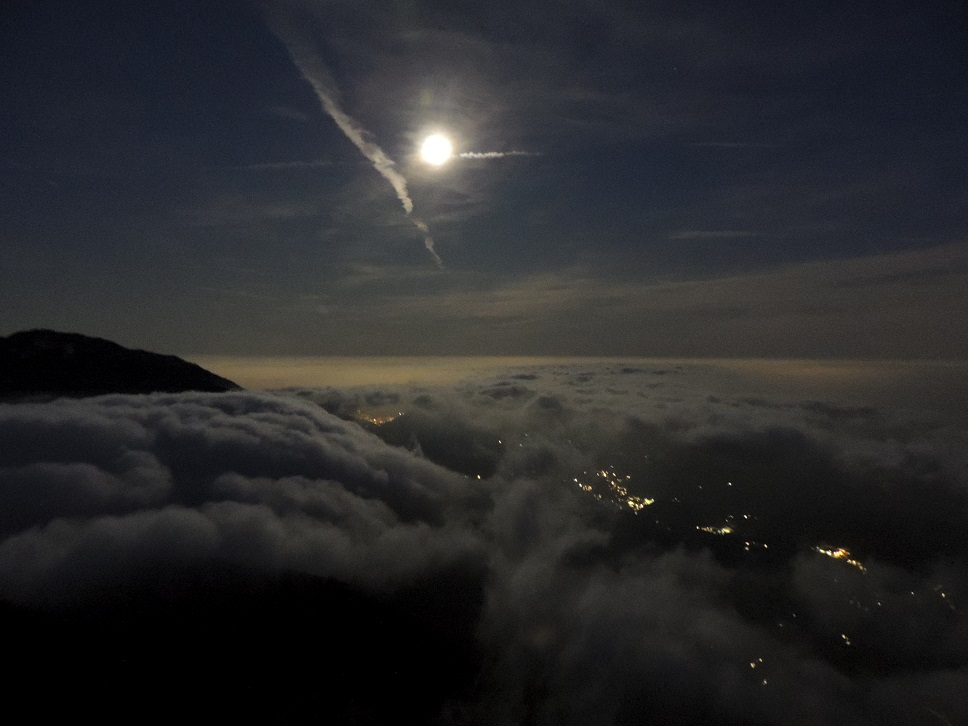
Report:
420,134,453,166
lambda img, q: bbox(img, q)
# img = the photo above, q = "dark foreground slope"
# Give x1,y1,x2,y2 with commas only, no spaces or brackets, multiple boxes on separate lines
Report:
0,329,240,399
2,568,483,724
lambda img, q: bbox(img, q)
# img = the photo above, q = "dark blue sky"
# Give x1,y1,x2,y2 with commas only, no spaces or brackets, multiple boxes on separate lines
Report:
2,0,967,356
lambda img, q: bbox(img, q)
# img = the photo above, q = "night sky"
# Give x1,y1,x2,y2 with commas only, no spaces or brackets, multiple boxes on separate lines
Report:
2,0,967,357
4,5,968,720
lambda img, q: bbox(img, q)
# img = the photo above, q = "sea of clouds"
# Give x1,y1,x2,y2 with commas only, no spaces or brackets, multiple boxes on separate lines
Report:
1,363,966,723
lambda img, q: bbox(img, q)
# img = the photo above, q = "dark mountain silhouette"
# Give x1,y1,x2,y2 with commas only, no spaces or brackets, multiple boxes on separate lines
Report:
0,329,241,400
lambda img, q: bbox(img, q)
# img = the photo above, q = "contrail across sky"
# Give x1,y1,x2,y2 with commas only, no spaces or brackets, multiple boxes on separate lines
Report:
266,5,442,267
458,151,540,159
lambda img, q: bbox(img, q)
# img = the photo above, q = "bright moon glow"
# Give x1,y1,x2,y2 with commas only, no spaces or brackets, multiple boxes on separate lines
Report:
420,134,453,166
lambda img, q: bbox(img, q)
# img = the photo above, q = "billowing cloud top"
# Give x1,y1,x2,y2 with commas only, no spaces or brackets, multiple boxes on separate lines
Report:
2,365,966,723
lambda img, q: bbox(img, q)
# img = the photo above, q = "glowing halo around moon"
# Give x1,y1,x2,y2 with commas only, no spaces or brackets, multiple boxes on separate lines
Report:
420,133,453,166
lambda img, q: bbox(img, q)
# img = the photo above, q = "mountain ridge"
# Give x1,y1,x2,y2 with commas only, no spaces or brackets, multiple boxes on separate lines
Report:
0,329,241,400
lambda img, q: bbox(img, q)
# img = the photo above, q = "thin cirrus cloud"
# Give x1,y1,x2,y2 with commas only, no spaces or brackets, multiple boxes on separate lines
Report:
669,229,758,240
293,241,968,359
243,159,334,170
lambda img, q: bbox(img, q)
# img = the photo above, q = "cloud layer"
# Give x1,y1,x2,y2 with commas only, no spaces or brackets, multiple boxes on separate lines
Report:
2,366,966,722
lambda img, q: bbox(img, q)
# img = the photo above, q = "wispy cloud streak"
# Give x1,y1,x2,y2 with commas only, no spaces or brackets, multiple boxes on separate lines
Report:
669,230,757,240
265,4,442,267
